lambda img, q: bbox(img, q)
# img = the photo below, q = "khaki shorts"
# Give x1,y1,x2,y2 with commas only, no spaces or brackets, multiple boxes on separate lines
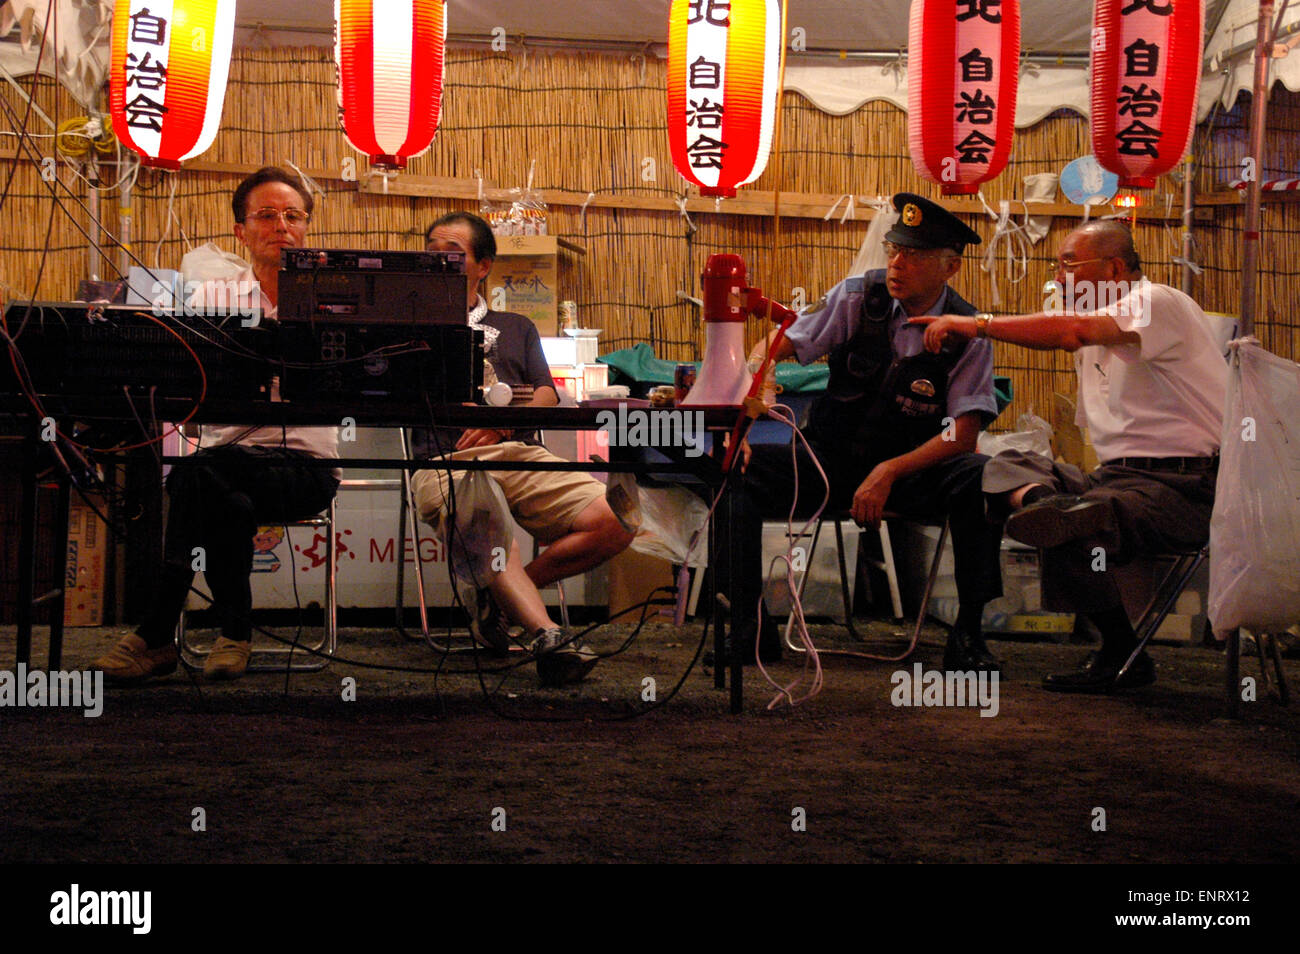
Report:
411,442,606,546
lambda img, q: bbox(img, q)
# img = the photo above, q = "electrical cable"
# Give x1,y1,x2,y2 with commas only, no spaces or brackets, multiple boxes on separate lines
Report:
751,402,829,708
2,305,208,453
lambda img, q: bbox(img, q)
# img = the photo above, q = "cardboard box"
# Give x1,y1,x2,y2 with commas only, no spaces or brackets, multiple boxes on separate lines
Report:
1051,392,1099,472
608,546,675,619
486,234,558,334
64,494,108,626
894,521,1074,634
896,521,1206,642
1112,555,1210,644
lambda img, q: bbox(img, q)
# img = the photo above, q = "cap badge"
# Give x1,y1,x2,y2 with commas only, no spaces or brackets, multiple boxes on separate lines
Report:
910,378,936,398
902,202,923,227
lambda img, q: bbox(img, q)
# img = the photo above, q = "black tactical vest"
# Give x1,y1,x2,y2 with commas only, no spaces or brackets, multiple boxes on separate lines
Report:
808,274,977,464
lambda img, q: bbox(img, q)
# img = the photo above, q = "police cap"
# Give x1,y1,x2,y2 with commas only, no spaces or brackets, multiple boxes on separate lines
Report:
884,192,982,253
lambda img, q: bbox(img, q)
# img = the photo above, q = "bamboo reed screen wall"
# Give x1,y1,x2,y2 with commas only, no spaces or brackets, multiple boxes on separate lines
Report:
3,46,1298,430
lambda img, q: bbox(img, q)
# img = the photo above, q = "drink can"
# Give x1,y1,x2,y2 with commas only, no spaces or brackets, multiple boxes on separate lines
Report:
674,363,697,404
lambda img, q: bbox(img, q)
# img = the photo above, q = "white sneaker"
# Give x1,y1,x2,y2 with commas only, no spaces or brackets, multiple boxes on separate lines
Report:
457,579,511,656
531,628,598,686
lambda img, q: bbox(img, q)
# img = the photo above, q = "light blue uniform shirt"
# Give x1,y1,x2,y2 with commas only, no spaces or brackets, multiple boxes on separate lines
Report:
785,272,998,423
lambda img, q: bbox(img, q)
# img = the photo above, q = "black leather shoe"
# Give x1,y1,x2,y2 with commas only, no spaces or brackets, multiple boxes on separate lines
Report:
1042,649,1155,693
943,627,1002,673
1005,495,1112,548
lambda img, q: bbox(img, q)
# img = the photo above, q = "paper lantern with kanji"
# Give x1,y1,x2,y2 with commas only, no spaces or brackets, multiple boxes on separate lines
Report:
109,0,237,169
667,0,782,198
907,0,1021,196
1090,0,1203,189
335,0,446,171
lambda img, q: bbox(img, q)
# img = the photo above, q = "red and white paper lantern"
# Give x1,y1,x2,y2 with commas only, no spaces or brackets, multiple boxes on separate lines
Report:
908,0,1020,196
109,0,237,169
1091,0,1204,189
335,0,446,171
667,0,782,198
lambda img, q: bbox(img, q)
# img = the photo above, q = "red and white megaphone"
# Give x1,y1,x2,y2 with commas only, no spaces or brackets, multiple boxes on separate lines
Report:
681,253,798,407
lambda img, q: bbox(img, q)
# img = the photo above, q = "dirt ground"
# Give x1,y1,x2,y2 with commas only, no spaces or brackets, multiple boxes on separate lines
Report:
1,616,1297,865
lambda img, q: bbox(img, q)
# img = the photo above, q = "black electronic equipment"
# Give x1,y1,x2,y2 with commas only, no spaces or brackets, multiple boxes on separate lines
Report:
1,302,273,403
280,248,466,273
276,322,483,406
277,247,467,325
2,299,483,417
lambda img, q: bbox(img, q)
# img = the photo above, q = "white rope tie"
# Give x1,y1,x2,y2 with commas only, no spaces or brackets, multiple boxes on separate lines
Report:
823,193,856,223
1167,223,1203,275
976,191,1029,308
675,195,695,230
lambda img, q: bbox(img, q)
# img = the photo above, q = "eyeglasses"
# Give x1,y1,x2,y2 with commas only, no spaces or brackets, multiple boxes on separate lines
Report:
882,241,954,262
246,207,310,227
1054,256,1106,271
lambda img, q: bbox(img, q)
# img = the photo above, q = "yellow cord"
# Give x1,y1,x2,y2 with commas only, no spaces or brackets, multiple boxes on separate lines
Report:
54,115,117,159
55,117,91,158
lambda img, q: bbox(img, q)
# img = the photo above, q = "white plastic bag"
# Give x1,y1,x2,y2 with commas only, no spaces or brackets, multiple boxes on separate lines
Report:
436,470,514,586
181,242,249,284
605,471,643,534
977,411,1053,458
847,199,899,277
629,485,710,568
1208,339,1300,634
1023,172,1059,246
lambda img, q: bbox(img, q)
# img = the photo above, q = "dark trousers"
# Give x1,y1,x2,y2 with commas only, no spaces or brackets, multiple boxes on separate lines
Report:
983,450,1217,613
712,437,1003,632
137,445,338,648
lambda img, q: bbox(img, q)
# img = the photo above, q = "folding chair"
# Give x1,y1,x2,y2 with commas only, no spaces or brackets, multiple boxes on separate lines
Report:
178,497,338,672
1115,545,1289,715
395,427,435,641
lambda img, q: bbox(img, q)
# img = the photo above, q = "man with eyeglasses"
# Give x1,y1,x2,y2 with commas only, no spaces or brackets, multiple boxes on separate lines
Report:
720,192,1005,673
91,166,339,683
912,220,1227,693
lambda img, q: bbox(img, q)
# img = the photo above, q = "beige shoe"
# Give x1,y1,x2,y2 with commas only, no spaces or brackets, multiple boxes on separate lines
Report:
92,633,178,684
203,637,251,680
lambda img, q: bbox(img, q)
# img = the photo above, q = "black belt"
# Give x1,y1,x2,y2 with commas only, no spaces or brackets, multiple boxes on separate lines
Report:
1103,456,1218,474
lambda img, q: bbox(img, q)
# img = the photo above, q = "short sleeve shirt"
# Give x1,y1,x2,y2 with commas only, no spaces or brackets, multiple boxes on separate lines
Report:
1075,281,1226,459
786,273,998,423
483,311,558,393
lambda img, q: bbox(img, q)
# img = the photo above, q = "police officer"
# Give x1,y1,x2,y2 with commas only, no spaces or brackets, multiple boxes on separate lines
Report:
718,192,1003,672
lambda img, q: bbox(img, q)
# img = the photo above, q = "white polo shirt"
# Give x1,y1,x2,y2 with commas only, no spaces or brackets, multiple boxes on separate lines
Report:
1074,280,1227,461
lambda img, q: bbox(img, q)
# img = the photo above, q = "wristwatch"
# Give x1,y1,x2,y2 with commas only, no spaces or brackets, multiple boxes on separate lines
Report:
975,313,993,338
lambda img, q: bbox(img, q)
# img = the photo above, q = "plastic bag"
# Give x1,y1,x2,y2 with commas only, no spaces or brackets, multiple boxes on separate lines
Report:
847,198,898,277
605,471,643,535
181,242,249,284
1023,172,1059,246
482,188,548,236
435,470,514,586
629,485,710,568
481,160,549,236
1208,339,1300,634
977,411,1053,458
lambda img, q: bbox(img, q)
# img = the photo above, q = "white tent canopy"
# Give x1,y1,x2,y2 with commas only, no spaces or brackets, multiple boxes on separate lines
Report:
2,1,1298,126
